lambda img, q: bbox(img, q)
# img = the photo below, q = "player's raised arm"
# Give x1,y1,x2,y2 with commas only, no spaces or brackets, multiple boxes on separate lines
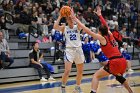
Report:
95,6,107,27
70,9,105,44
53,15,65,33
95,6,112,34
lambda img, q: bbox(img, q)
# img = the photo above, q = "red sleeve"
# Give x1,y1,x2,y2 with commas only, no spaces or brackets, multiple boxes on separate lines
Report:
99,15,108,28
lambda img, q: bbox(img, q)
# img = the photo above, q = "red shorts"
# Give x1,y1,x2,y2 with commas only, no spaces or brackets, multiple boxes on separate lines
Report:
104,58,127,75
109,58,127,75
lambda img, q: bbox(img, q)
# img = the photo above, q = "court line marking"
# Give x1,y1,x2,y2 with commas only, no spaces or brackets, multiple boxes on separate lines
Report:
0,72,139,93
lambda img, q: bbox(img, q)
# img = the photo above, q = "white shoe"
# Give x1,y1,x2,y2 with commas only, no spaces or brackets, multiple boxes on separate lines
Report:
61,86,66,93
56,58,61,62
73,86,83,93
128,69,134,72
48,76,56,81
92,59,99,63
40,77,48,82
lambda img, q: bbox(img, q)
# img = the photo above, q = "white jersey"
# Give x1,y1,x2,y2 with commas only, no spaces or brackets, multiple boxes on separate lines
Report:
64,25,82,48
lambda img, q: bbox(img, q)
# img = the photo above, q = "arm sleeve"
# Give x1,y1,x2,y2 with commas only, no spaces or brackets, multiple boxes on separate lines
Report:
29,53,34,59
99,15,108,28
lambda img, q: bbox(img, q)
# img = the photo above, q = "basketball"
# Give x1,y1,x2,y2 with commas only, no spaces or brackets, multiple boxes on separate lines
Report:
60,6,71,17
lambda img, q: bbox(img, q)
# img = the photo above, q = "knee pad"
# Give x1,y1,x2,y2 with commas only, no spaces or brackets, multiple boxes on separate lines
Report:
115,75,126,84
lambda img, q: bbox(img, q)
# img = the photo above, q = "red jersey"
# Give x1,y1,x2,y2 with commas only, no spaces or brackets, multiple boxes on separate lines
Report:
112,30,123,42
101,34,122,59
99,15,126,75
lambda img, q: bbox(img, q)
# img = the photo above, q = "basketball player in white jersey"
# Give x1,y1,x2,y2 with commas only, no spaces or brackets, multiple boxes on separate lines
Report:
53,15,85,93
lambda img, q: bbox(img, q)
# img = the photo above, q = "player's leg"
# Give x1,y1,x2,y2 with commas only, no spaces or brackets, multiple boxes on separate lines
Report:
76,63,84,85
61,61,72,86
127,60,134,72
61,48,74,93
123,80,133,93
73,48,85,93
72,63,84,93
90,67,110,93
62,48,74,86
99,61,108,66
61,61,72,93
115,75,133,93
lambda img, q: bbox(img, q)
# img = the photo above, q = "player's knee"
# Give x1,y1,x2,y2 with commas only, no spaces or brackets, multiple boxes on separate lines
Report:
77,69,83,74
93,74,100,80
64,69,71,76
115,75,126,84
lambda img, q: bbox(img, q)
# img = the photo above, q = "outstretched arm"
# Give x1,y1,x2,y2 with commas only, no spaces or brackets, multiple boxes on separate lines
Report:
71,9,106,45
99,15,108,27
95,6,108,27
95,6,112,34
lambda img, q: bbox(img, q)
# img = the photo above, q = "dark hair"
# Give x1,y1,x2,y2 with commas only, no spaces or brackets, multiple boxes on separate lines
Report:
122,25,126,28
114,25,118,31
32,42,38,47
99,25,108,36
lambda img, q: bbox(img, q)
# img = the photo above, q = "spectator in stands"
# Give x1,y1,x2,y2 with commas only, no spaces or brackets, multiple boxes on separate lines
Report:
120,26,131,46
83,7,94,23
38,6,45,14
30,11,39,36
0,14,9,40
108,15,118,31
104,1,112,17
0,32,14,69
130,28,139,40
112,25,123,48
51,29,64,61
44,1,53,15
78,14,89,26
91,0,96,9
3,0,15,14
1,0,9,11
131,12,138,28
47,15,54,33
16,0,27,5
82,35,91,63
130,28,140,47
42,16,49,35
51,7,59,21
31,6,37,13
120,42,134,72
34,3,39,9
30,10,43,36
29,42,55,82
19,6,30,33
14,1,23,14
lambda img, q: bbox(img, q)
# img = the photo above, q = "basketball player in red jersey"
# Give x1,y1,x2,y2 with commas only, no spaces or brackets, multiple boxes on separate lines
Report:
71,6,133,93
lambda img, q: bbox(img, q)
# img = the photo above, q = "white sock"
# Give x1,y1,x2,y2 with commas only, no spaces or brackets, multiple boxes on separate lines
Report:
76,85,80,87
91,89,96,92
61,84,66,87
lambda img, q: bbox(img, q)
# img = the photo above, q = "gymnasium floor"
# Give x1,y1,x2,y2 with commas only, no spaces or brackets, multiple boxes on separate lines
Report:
0,70,140,93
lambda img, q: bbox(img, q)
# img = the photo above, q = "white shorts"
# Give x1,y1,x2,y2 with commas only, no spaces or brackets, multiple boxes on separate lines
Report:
64,47,85,64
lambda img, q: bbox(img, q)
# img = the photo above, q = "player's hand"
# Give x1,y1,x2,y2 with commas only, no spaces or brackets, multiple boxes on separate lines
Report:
70,8,76,20
94,6,102,16
58,14,62,19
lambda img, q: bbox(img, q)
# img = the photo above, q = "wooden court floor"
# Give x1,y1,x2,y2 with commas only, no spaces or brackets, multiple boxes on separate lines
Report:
0,70,140,93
